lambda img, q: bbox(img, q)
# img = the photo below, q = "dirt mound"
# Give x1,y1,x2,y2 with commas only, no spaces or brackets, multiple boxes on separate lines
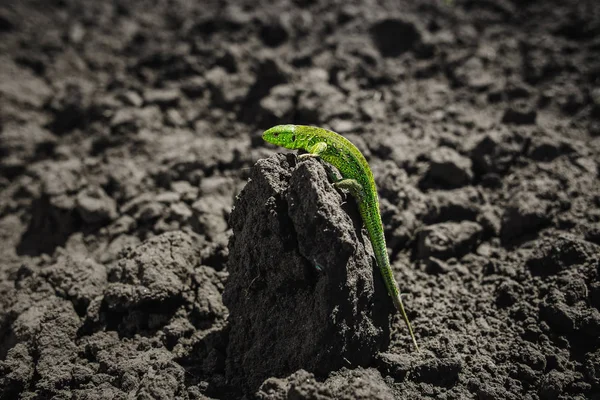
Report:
1,0,599,398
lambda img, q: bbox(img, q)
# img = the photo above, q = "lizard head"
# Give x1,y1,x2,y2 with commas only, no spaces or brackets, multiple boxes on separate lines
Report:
262,125,300,149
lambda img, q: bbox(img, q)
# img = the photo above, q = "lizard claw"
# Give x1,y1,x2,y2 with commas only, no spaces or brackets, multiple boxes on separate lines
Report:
298,153,319,160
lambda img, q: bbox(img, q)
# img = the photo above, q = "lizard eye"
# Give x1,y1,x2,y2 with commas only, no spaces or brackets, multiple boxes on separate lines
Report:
291,134,296,141
273,133,279,137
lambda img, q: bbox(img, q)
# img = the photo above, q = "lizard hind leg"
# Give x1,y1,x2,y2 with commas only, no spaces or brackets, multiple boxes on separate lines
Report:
298,142,327,159
333,178,365,202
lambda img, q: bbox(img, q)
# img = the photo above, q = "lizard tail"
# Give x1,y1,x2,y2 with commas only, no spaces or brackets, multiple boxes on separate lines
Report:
393,293,421,353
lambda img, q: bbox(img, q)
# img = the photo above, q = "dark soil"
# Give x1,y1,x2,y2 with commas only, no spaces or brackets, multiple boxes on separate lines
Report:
1,0,599,399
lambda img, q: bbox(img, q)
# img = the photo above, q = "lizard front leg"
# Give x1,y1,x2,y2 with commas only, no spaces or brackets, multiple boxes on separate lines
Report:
298,142,327,159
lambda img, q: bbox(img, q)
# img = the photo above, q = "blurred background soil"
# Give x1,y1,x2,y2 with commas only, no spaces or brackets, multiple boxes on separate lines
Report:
0,0,599,398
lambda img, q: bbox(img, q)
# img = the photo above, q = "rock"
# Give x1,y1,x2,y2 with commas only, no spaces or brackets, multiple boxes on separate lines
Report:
375,161,422,205
2,298,81,397
191,197,228,238
84,334,187,399
583,349,600,386
538,370,567,400
416,221,483,260
257,370,332,399
192,265,228,320
118,91,144,107
217,4,251,30
44,255,107,312
104,231,202,311
47,78,96,134
591,87,600,108
425,146,474,187
329,119,356,134
258,84,296,125
216,45,242,73
205,67,246,108
573,157,597,175
109,106,163,134
388,209,420,250
0,123,56,178
495,280,523,308
180,76,206,98
110,108,138,130
0,344,33,397
107,215,136,237
504,81,532,100
169,202,193,222
259,17,290,47
528,136,573,161
104,159,146,202
159,134,247,176
165,108,186,127
583,222,600,246
521,37,562,84
256,368,395,400
257,56,293,87
517,346,547,372
424,257,455,275
557,83,585,115
410,358,462,386
68,22,85,43
325,368,395,400
370,17,425,57
296,79,353,124
137,202,166,222
200,231,229,271
190,176,236,239
452,57,495,89
513,363,539,384
155,191,181,203
377,353,462,387
527,234,600,276
501,101,537,125
376,352,413,381
37,159,86,197
224,154,390,391
76,186,118,224
500,192,553,243
17,160,86,256
0,56,52,108
0,8,16,31
143,88,181,107
243,55,293,123
89,93,121,121
170,180,198,203
469,129,526,175
539,285,600,339
100,234,141,264
424,188,482,224
360,98,387,121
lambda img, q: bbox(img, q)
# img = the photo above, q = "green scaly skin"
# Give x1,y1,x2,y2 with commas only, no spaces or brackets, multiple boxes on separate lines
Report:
263,124,420,352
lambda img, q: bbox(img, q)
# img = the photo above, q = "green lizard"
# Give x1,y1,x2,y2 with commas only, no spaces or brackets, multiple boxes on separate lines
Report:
262,124,420,352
